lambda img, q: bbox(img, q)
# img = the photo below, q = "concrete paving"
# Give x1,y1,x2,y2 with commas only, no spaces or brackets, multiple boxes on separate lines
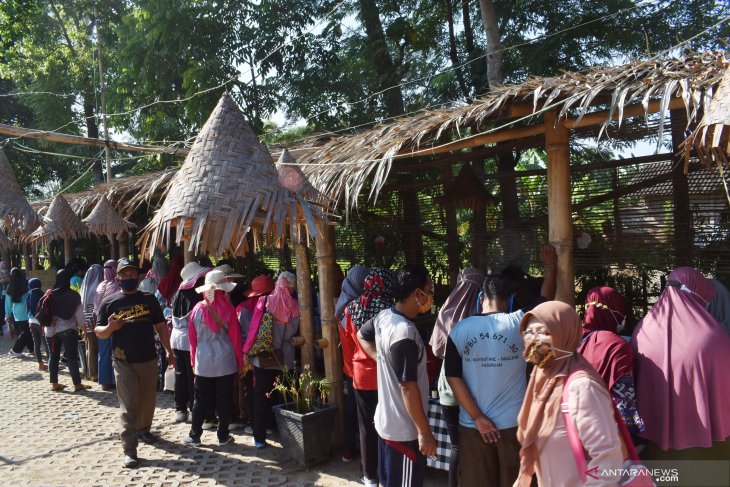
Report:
0,339,448,486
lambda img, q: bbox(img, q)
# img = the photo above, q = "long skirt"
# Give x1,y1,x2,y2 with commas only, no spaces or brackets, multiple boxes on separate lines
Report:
97,337,115,385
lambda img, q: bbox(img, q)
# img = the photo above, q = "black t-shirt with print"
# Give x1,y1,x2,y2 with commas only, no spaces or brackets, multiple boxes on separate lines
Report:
97,291,165,363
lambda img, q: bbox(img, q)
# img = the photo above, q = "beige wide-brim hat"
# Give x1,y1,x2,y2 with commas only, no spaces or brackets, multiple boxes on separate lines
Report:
196,269,236,294
214,263,243,279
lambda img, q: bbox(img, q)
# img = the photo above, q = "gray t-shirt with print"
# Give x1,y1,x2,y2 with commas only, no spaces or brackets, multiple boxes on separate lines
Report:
360,307,429,442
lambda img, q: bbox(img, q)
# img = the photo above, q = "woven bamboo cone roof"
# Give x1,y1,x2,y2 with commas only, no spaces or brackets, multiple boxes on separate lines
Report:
683,66,730,167
82,195,135,237
0,149,42,234
139,94,327,257
28,194,89,243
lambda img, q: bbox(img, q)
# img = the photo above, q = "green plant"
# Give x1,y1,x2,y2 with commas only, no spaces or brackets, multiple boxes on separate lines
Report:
270,364,332,414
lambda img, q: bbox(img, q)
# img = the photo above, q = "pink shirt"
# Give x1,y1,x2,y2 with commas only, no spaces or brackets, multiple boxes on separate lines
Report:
535,377,624,487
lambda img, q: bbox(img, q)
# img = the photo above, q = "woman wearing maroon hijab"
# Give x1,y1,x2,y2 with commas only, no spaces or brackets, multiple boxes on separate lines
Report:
577,287,644,436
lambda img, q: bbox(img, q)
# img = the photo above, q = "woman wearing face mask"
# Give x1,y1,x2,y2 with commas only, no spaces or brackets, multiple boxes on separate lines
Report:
577,287,644,436
514,301,623,487
95,260,120,391
632,267,730,460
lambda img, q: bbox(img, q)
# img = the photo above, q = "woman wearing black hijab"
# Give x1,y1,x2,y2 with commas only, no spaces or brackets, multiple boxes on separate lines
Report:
46,269,90,392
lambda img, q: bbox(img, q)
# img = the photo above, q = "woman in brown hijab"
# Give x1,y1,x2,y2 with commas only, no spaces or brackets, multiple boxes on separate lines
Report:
514,301,623,487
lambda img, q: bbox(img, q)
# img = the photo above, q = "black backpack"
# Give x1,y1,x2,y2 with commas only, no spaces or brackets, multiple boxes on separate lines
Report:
36,289,55,328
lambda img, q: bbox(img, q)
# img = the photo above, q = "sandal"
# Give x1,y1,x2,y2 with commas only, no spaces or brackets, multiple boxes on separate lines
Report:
74,384,92,392
38,363,48,371
51,383,66,392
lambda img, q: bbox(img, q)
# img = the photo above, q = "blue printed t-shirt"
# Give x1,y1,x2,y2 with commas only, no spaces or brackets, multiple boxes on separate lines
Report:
445,310,527,430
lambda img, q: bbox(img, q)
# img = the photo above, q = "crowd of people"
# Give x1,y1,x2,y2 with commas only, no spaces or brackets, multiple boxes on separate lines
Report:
2,249,729,486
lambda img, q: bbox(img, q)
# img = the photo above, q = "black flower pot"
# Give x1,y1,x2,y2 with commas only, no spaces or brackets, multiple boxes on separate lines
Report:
273,401,337,467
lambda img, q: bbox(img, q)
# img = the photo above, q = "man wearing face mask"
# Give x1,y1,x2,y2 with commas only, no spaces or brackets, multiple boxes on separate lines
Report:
357,264,436,487
95,258,176,469
444,245,557,487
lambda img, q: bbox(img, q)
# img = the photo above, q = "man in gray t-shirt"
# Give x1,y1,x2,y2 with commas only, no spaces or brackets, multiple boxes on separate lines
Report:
358,264,436,487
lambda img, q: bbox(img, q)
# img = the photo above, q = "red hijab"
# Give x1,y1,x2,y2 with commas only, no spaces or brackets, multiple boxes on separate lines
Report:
577,286,633,390
157,255,184,302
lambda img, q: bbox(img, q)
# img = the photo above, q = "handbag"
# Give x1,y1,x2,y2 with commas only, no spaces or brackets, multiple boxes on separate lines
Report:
248,297,275,357
164,367,176,392
562,370,655,486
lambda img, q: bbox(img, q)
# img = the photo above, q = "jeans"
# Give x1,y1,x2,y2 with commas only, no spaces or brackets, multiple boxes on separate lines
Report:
29,322,48,363
441,404,460,487
11,320,34,354
355,388,379,481
252,366,281,443
189,374,235,442
49,329,82,385
173,349,195,413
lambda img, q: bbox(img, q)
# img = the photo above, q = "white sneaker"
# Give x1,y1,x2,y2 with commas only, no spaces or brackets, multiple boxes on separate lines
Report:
361,475,378,487
7,350,24,358
243,425,254,435
175,411,188,423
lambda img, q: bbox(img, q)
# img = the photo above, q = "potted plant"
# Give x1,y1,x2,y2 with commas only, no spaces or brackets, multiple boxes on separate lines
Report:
271,365,337,467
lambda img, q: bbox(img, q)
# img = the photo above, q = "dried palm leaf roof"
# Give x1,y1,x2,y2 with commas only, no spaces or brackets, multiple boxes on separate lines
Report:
28,194,89,243
139,94,327,258
82,195,135,237
683,65,730,164
298,51,728,210
31,169,176,220
0,149,42,234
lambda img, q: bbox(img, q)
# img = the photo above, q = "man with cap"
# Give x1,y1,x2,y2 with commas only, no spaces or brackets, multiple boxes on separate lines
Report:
95,258,176,469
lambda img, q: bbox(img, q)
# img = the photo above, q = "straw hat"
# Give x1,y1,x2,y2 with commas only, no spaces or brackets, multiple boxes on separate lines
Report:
139,93,327,258
196,269,236,294
82,195,135,237
179,262,212,290
0,149,42,234
214,263,243,279
28,194,89,243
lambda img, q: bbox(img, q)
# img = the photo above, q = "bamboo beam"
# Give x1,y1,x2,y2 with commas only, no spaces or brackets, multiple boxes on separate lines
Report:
108,233,118,260
566,97,684,129
295,236,316,369
315,221,343,446
545,111,574,305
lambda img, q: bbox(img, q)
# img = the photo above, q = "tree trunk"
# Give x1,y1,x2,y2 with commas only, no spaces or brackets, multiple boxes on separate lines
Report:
444,0,472,102
463,0,488,95
83,92,104,183
478,0,504,88
358,0,405,117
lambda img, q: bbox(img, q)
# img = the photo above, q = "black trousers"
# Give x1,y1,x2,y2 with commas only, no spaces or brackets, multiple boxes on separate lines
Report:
173,349,195,413
12,320,34,354
441,404,461,487
252,366,281,443
355,388,379,481
189,373,235,442
343,375,359,452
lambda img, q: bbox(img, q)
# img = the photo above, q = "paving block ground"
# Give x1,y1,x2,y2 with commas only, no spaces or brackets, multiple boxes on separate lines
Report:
0,339,448,486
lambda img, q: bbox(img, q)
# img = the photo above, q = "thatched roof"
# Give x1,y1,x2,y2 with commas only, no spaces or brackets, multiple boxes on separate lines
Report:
683,66,730,167
139,94,327,257
0,231,11,251
29,194,89,242
82,195,135,237
297,51,728,210
0,149,42,234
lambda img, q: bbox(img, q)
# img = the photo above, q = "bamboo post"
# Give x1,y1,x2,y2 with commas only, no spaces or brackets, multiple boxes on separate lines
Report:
544,111,574,305
315,221,343,446
22,243,31,271
118,231,129,260
31,245,39,271
108,234,118,260
442,166,460,285
295,235,316,369
63,237,74,265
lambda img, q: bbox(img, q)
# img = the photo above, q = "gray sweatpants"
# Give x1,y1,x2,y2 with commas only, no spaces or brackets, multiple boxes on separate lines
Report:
112,359,158,456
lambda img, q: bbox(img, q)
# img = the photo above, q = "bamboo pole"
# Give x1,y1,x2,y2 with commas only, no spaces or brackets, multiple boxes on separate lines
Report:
63,237,74,266
315,221,343,446
295,235,316,369
108,234,118,260
22,243,31,271
544,111,574,305
118,232,129,260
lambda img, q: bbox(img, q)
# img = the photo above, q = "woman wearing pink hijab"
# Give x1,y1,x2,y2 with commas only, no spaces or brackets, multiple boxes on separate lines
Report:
632,267,730,459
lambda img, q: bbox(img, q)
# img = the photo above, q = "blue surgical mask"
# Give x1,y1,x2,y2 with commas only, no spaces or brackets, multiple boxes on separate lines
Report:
120,278,138,292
